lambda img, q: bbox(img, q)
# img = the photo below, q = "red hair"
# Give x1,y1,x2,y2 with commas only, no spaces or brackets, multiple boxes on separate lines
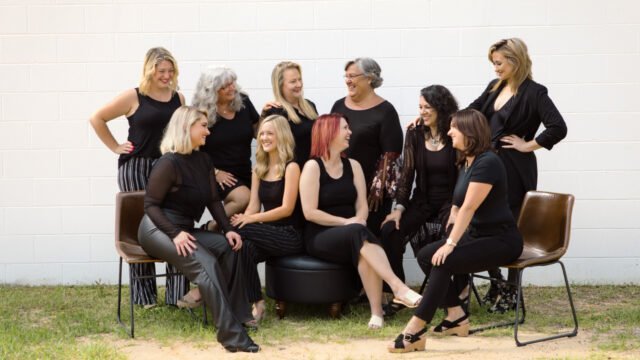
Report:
310,113,347,160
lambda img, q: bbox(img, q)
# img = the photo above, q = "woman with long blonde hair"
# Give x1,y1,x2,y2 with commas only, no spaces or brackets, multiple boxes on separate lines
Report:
231,115,305,322
261,61,318,166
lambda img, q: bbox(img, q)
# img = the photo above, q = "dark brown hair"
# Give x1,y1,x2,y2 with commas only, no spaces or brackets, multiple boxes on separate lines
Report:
450,109,492,166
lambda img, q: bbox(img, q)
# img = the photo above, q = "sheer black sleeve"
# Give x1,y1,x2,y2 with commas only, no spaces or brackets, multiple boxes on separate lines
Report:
396,127,420,208
144,156,182,239
205,160,234,233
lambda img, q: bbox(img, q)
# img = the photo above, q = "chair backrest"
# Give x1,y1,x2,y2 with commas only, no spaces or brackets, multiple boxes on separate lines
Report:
115,191,153,261
516,191,574,258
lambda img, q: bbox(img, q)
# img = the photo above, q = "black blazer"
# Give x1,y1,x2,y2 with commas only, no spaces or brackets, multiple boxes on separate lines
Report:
468,78,567,150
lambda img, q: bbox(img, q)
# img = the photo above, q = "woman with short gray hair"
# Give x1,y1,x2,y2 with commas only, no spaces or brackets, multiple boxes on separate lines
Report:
331,57,403,238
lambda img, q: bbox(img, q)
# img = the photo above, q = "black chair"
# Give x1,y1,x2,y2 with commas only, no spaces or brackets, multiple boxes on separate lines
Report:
265,255,360,318
470,191,579,346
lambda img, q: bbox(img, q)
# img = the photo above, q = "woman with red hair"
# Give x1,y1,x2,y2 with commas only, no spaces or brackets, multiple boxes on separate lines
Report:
299,113,421,330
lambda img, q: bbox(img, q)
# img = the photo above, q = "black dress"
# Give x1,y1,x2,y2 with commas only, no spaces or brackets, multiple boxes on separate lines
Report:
305,157,381,268
468,78,567,218
138,151,254,349
202,94,259,197
330,98,403,235
263,100,317,166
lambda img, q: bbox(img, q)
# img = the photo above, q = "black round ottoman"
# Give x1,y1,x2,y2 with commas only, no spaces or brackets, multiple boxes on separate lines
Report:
265,254,360,318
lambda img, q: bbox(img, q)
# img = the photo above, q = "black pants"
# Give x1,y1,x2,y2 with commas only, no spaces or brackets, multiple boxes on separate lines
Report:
413,225,523,323
138,214,253,349
380,200,450,283
238,223,303,303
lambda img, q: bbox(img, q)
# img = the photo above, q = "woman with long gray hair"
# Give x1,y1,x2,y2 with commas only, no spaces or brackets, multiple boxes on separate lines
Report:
179,67,259,308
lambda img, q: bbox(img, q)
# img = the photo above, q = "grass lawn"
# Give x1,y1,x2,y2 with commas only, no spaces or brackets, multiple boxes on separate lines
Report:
0,284,638,359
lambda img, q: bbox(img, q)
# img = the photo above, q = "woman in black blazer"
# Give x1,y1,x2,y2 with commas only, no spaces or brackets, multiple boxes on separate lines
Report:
468,38,567,312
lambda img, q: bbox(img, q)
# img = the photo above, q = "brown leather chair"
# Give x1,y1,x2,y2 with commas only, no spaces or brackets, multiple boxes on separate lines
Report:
115,191,204,338
471,191,579,346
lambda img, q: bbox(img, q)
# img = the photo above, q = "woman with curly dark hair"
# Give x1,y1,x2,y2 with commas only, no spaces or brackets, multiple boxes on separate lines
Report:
381,85,459,299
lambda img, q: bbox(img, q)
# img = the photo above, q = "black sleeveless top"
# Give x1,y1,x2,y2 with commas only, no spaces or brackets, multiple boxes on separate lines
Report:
305,157,357,237
119,88,181,167
258,163,302,228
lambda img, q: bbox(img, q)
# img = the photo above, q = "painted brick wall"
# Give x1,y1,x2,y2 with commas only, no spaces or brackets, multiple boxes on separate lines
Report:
1,0,639,286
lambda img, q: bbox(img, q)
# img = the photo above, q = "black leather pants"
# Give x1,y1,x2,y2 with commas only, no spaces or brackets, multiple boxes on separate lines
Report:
138,213,254,349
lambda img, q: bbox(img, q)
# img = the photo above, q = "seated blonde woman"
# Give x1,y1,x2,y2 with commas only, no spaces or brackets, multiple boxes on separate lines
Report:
137,106,259,353
231,114,305,322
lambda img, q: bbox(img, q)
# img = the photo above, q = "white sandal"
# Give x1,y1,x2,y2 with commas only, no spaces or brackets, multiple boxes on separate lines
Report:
393,289,422,308
368,314,384,329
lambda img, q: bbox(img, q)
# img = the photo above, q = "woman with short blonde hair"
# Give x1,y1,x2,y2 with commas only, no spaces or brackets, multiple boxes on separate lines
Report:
138,106,260,353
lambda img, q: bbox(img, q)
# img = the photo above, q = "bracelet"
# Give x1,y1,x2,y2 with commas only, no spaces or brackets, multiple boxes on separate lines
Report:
214,169,220,175
445,238,457,247
394,204,406,213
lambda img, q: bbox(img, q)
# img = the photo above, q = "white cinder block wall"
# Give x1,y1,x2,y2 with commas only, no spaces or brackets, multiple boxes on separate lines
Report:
1,0,639,286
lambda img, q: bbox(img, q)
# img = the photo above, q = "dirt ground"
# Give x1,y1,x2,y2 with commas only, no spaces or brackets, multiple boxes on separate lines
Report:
108,331,639,359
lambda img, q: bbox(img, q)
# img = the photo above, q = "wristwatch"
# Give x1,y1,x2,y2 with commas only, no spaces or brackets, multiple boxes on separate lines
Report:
446,238,457,247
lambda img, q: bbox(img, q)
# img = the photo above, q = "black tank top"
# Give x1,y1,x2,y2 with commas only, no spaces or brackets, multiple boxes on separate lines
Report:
118,88,181,167
258,163,302,228
315,157,356,219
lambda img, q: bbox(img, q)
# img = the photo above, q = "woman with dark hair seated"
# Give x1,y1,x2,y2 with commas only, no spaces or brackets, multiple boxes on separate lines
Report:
138,106,259,353
381,85,459,310
388,109,523,353
300,113,421,330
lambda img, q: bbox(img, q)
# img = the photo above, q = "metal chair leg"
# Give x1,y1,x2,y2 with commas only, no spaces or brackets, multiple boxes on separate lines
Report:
514,261,579,346
129,265,135,338
117,258,124,327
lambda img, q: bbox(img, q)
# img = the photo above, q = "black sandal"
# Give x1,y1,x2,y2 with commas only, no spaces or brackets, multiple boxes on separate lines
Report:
388,328,428,353
433,313,469,336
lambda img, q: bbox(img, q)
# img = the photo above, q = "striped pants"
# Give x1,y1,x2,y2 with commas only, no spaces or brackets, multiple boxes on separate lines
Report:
118,157,190,306
237,223,304,302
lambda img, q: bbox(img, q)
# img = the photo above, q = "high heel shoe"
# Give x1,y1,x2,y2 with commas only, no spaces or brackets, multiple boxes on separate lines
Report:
388,328,428,353
432,313,469,337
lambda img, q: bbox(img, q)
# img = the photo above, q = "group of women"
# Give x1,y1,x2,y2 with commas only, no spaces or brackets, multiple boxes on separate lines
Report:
90,37,567,353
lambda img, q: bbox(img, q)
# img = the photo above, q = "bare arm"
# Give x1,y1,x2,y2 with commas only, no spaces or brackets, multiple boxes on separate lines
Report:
350,159,369,222
248,163,300,223
299,160,351,226
89,89,138,154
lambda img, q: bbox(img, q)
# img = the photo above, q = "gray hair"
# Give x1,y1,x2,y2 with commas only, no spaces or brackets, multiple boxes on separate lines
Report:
191,66,245,126
345,57,383,89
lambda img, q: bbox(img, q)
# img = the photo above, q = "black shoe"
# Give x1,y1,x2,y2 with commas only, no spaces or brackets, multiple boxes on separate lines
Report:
487,284,518,314
482,283,500,306
433,313,470,336
388,328,428,353
382,302,406,318
225,341,260,353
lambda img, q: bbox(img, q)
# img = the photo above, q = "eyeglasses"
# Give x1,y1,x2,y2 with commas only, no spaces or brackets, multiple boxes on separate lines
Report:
343,73,365,80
